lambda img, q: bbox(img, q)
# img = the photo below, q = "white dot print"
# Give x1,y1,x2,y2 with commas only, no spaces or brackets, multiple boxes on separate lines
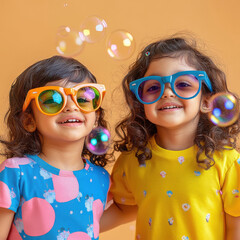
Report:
168,217,174,225
206,213,210,222
182,203,190,211
178,156,185,164
232,189,239,194
232,189,239,197
160,171,166,178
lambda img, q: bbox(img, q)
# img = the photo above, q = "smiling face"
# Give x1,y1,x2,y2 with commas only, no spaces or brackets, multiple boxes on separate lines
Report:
28,78,97,147
143,56,204,132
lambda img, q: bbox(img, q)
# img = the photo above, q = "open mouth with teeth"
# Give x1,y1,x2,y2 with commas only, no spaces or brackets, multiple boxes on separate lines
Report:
59,119,82,124
159,106,182,110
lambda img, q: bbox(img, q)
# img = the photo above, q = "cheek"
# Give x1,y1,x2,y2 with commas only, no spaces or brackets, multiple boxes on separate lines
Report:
32,108,51,125
186,97,202,109
144,105,156,121
34,117,54,135
85,112,96,126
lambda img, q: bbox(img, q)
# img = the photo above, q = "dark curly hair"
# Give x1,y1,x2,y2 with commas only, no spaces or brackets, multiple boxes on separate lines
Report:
0,55,113,167
114,36,240,169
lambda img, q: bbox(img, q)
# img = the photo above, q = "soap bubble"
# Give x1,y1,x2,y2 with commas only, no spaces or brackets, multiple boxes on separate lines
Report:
85,127,110,155
56,26,85,56
106,30,135,60
79,16,107,43
208,92,239,127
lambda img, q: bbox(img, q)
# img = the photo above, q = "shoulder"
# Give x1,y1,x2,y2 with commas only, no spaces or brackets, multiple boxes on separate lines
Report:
0,156,34,172
214,147,240,160
86,160,110,179
114,137,155,169
113,150,139,173
213,147,240,169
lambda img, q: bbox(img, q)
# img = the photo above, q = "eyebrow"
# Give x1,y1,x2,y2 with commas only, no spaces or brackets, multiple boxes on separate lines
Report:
144,72,176,77
144,73,163,78
144,70,195,77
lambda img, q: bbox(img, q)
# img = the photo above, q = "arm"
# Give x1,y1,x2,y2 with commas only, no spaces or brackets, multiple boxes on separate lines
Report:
225,213,240,240
0,208,14,240
100,201,138,232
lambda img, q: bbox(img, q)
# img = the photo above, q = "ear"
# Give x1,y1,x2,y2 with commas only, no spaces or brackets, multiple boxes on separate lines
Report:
21,113,37,132
200,94,212,113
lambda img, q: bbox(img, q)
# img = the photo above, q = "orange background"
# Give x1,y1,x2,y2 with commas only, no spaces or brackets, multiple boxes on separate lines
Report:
1,0,240,239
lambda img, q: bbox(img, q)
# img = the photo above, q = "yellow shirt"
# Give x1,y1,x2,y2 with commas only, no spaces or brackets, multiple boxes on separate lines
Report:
110,137,240,240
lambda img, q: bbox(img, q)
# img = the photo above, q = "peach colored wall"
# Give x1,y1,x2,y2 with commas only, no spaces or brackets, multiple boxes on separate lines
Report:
1,0,240,239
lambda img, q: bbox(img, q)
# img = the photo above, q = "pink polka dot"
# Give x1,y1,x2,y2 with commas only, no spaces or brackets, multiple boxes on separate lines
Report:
67,232,91,240
92,199,103,238
0,163,6,172
0,181,11,208
17,157,32,165
22,198,55,236
8,224,23,240
0,157,31,173
85,163,90,170
52,171,79,202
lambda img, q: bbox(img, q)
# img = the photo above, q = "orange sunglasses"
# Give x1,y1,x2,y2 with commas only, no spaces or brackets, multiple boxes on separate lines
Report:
22,83,106,116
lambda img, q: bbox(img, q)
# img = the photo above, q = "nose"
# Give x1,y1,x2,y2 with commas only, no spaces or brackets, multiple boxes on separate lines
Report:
62,95,79,112
161,83,176,99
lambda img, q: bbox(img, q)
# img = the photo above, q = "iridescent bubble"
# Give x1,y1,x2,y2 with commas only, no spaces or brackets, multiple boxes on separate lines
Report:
85,127,110,155
62,0,69,7
79,16,107,43
56,26,85,57
208,92,239,127
106,30,135,60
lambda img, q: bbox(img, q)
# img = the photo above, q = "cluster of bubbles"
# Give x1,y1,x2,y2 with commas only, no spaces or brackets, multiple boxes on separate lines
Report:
56,16,135,60
208,92,239,127
85,127,111,155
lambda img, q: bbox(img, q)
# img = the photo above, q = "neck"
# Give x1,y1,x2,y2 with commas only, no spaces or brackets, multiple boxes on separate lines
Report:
155,125,197,151
39,139,85,171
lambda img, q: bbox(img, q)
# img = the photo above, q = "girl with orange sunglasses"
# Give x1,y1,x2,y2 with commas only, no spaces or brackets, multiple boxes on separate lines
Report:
0,55,112,240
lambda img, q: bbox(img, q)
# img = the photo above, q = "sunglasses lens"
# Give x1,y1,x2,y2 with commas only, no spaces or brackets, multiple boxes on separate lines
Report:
38,90,64,114
77,87,100,111
138,80,161,103
174,74,200,98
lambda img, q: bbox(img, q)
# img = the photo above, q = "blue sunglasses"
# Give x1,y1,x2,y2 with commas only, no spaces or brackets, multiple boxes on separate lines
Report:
129,71,213,104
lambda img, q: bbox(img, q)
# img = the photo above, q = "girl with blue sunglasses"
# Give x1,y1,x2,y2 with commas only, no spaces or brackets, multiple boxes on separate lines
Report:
0,56,112,240
101,37,240,239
